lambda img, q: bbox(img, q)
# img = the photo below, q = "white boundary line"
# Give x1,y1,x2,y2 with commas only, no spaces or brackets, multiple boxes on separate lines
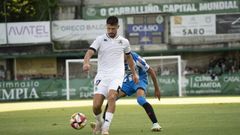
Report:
0,97,240,112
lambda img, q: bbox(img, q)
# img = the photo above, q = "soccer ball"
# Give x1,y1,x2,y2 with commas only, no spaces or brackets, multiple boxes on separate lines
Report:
70,112,87,130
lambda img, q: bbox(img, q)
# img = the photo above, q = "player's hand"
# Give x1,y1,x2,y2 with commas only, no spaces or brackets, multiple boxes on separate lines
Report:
132,74,139,84
154,88,161,101
83,63,90,72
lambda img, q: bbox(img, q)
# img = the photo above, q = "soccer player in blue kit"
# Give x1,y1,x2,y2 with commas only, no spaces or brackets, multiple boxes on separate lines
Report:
92,51,162,132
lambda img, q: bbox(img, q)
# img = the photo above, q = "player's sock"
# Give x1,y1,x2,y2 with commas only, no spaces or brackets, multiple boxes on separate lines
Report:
93,113,103,134
95,113,102,122
137,96,158,123
142,102,158,123
102,112,113,131
103,98,120,120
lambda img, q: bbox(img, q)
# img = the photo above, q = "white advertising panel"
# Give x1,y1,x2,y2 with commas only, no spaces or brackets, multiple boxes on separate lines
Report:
170,14,216,37
0,23,7,44
8,22,50,44
52,19,123,41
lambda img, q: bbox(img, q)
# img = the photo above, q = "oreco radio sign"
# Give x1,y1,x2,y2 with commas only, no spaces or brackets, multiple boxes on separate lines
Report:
52,19,123,41
7,21,51,44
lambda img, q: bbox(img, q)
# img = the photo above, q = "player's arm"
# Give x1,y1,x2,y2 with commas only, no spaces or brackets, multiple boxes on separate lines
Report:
147,67,161,101
126,54,139,84
83,48,95,72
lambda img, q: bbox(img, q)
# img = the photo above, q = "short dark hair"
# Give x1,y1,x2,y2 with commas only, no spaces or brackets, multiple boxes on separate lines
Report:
106,16,118,25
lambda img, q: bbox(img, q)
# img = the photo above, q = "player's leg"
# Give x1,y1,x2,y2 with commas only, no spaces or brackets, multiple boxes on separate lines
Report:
92,76,108,135
103,90,127,120
91,90,128,132
101,89,117,135
101,77,124,135
136,89,162,131
102,103,108,121
92,94,105,134
93,94,105,115
102,81,134,120
136,89,158,123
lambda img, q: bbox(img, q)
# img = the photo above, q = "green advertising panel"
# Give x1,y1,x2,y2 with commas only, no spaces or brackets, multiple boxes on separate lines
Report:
150,75,179,96
68,79,93,99
0,79,65,101
83,0,240,19
0,73,240,101
0,79,94,101
185,74,240,95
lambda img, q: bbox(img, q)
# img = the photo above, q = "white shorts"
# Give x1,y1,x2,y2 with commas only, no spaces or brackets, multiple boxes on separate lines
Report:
93,74,124,97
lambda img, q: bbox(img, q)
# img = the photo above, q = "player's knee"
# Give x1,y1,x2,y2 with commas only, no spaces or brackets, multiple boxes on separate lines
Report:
108,93,117,102
92,104,101,115
92,103,101,110
137,96,147,106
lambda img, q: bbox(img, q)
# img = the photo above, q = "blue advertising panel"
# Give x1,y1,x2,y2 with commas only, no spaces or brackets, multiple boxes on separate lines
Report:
127,24,164,44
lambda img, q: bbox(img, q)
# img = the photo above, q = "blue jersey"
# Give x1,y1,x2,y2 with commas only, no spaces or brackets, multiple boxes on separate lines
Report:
122,52,150,96
124,52,150,81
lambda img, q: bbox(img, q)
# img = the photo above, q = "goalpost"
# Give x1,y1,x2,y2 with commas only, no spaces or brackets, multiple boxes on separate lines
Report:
65,55,182,100
65,59,97,100
143,56,182,97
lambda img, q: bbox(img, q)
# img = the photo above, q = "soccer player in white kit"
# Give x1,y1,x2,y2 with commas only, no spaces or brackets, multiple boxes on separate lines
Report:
83,16,139,135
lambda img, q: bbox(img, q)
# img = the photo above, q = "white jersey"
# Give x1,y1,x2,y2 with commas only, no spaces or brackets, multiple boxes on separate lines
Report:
90,34,131,77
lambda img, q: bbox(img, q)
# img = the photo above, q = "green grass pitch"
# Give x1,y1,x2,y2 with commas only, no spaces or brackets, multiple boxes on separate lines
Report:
0,103,240,135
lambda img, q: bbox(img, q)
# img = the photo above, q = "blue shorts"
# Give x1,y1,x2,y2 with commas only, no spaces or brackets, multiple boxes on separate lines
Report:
121,79,148,96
